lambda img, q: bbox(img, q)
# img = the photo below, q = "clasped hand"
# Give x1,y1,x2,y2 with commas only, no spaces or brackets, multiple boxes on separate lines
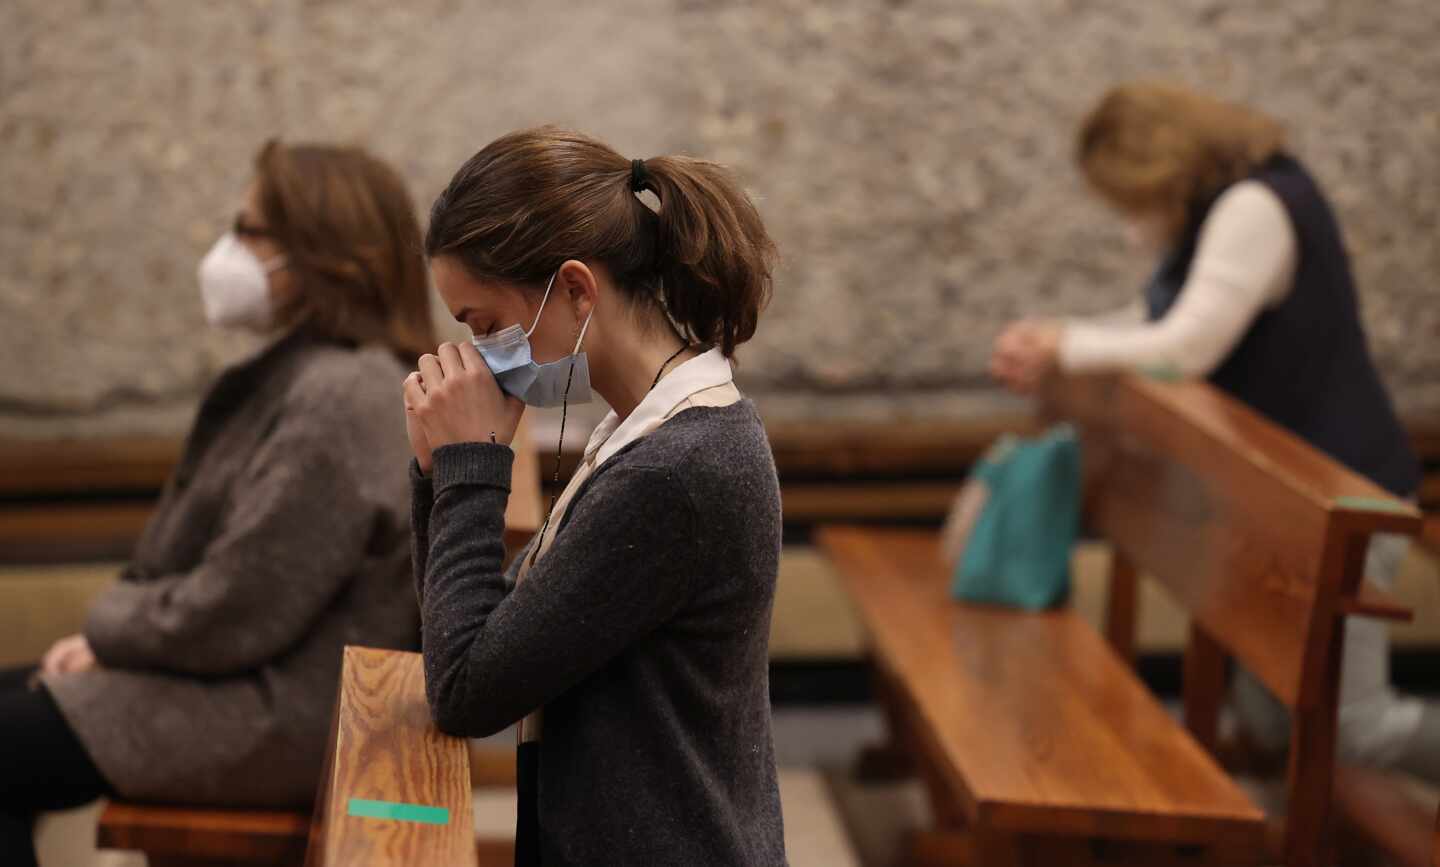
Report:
403,342,524,474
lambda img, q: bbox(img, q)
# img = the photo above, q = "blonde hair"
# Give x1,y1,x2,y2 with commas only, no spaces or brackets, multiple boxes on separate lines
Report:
1078,83,1286,240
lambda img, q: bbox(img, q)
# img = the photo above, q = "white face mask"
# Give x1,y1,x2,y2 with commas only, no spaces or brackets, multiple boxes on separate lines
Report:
197,232,286,330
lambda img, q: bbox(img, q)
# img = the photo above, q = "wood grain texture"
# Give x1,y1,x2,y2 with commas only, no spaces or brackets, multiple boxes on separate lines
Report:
1422,514,1440,556
817,526,1265,845
97,802,309,861
1183,623,1226,757
1103,549,1138,666
1341,579,1415,622
305,646,476,867
1330,765,1432,867
1434,793,1440,867
1046,373,1421,708
765,414,1041,477
0,436,180,495
0,501,153,563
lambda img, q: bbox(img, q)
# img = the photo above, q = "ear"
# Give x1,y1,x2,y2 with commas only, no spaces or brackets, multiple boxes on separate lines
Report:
556,259,599,324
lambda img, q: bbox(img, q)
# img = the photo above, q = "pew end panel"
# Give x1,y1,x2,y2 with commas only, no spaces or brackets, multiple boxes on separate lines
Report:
304,646,477,867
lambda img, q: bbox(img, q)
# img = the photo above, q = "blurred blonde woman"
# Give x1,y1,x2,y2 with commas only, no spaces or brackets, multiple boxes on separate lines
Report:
992,83,1430,779
0,140,432,867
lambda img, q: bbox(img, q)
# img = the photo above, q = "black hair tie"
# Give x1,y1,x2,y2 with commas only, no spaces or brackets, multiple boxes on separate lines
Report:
629,158,651,194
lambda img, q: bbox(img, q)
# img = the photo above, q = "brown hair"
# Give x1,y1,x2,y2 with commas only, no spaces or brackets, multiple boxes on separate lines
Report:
1078,83,1286,240
254,140,434,361
424,127,776,358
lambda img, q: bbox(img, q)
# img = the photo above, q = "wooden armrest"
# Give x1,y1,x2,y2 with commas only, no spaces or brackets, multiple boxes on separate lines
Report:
305,647,477,867
1421,515,1440,555
1340,580,1415,623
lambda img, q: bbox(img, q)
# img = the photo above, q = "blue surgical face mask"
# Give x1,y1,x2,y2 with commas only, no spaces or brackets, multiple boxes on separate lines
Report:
471,271,595,408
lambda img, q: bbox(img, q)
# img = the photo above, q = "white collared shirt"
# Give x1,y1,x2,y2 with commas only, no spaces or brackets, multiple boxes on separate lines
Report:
583,347,740,470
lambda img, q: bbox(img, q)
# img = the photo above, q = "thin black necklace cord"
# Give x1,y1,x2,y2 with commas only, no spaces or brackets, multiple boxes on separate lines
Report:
527,342,690,571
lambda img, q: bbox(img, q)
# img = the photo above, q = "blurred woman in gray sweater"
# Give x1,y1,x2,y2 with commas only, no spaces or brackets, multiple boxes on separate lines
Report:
0,140,433,867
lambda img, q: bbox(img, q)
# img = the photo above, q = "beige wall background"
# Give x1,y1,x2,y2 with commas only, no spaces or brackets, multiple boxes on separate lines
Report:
3,0,1438,438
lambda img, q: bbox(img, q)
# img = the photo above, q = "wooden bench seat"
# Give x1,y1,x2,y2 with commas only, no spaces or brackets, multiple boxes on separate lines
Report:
97,802,310,866
821,526,1265,856
822,373,1425,866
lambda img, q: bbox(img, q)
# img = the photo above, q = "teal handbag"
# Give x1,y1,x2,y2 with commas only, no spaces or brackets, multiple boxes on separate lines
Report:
945,425,1081,610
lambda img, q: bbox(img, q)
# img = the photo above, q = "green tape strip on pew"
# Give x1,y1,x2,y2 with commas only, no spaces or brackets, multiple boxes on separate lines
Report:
346,798,450,825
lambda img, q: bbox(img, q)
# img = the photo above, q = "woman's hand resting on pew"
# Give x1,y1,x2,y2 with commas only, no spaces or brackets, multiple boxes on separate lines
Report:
404,341,525,474
991,319,1063,394
40,633,97,677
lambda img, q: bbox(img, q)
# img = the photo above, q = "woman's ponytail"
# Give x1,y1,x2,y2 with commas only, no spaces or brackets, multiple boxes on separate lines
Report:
642,156,776,357
426,128,776,357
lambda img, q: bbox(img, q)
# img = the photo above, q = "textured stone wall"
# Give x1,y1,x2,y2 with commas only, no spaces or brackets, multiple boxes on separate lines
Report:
3,0,1438,438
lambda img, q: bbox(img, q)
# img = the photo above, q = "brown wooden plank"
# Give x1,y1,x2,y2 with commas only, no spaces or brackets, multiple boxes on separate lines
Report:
97,802,308,861
0,502,153,564
3,411,1435,497
1121,377,1423,521
476,838,517,867
765,413,1040,477
1047,374,1420,708
1332,765,1432,867
3,421,540,568
776,481,961,521
468,744,517,788
0,436,180,495
1434,795,1440,867
1103,549,1138,666
1341,580,1416,622
1183,623,1226,757
1422,514,1440,556
817,525,1265,844
305,646,476,867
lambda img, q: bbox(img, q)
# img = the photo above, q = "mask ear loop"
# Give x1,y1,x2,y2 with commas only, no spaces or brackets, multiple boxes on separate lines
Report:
523,271,559,338
570,309,595,355
526,302,594,572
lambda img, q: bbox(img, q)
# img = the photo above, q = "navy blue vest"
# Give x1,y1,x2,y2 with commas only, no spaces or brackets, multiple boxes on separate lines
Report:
1145,155,1419,497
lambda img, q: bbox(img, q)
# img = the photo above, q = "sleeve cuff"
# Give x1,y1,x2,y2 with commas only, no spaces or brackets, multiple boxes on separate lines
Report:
410,457,434,493
1058,321,1101,372
432,442,514,493
83,582,149,667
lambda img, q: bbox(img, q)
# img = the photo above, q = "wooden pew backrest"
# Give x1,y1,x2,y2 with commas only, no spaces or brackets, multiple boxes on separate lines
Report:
1047,374,1422,710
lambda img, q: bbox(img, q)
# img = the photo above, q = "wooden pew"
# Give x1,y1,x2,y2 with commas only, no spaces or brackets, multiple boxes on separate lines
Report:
818,372,1423,866
304,646,485,867
0,436,177,564
96,422,542,866
1331,765,1434,867
0,414,545,565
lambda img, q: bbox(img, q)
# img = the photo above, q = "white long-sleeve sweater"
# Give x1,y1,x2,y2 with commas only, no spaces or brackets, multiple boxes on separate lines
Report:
1060,181,1298,378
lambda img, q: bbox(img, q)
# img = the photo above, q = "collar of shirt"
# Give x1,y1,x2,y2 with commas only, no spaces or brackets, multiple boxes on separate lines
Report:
582,347,735,469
